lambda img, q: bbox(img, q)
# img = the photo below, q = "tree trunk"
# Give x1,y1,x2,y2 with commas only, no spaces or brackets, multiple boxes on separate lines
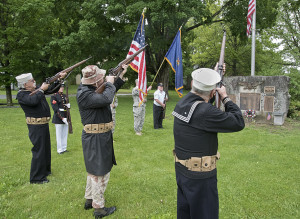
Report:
6,85,13,106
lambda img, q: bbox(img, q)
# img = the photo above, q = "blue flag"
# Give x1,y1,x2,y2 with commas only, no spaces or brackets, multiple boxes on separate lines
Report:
164,29,183,97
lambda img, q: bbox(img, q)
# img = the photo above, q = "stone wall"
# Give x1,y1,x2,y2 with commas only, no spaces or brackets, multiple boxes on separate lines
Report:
223,76,290,125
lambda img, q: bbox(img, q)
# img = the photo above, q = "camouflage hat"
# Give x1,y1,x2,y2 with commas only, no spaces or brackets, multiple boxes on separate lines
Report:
81,65,106,85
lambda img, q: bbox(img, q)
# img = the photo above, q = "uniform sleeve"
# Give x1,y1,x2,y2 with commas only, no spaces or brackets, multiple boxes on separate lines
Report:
17,91,44,106
51,95,64,120
78,83,116,109
45,81,61,95
113,77,125,92
203,101,245,133
132,87,139,96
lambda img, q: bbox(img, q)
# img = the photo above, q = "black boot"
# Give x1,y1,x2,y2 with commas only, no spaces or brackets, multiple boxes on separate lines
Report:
94,206,116,218
84,199,93,210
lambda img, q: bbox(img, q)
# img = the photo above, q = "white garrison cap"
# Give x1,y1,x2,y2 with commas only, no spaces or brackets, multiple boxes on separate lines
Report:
15,73,33,86
192,68,221,91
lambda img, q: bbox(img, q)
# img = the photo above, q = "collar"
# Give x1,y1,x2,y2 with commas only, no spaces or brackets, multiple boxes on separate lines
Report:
172,92,204,123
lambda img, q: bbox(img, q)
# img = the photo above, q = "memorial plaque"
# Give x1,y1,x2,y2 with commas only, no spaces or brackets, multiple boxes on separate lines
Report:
264,86,275,94
264,96,274,112
240,93,260,111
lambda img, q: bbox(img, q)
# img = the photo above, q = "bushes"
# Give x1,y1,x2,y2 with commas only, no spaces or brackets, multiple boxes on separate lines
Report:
287,70,300,120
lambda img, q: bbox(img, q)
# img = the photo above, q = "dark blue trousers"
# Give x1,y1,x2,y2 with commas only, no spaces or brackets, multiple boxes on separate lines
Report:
176,171,219,219
28,124,51,182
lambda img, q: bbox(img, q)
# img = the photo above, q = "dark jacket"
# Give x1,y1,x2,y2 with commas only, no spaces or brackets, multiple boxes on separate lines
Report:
16,82,61,118
51,92,68,124
172,92,245,179
76,78,125,176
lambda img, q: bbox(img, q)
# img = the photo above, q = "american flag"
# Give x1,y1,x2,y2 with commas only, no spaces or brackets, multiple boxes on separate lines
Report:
127,12,147,106
247,0,256,37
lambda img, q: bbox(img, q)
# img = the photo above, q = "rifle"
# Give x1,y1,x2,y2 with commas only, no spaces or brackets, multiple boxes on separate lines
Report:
95,44,148,94
215,31,226,108
30,56,92,96
65,84,73,134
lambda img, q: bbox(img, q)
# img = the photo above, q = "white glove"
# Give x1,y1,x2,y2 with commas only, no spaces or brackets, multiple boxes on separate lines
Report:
62,118,68,124
64,103,71,109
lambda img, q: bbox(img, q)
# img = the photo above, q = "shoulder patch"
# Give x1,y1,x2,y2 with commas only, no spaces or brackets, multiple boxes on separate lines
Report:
52,100,57,104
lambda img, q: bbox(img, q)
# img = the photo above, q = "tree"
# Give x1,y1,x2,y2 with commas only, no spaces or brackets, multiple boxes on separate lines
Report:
0,0,56,105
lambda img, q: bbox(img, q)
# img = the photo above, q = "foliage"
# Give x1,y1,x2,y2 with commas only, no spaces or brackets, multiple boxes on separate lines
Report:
0,91,300,218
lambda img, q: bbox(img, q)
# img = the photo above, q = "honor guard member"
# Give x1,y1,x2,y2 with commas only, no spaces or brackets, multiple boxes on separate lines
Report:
16,72,66,184
76,64,128,218
153,83,168,129
50,83,70,154
132,79,152,135
172,68,245,218
110,94,118,134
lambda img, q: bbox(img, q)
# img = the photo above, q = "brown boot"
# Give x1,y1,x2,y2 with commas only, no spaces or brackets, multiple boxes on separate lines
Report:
84,199,93,210
93,206,116,218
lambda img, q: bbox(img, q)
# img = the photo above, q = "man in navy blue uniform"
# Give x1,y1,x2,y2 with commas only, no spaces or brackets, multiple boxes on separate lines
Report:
16,72,66,184
172,68,245,218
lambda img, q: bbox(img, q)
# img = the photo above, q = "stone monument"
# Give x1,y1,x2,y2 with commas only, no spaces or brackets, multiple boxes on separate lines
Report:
223,76,290,125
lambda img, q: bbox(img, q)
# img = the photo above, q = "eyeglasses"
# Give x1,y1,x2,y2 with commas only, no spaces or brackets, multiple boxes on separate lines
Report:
27,79,35,83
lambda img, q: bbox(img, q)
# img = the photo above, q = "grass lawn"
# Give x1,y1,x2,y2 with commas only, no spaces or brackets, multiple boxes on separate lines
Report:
0,87,299,218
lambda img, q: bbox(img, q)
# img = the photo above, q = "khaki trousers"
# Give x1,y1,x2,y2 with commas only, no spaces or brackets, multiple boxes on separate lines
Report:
84,172,110,208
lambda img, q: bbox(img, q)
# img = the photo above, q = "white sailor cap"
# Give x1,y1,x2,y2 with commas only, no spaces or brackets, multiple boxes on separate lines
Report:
15,73,33,86
191,68,221,91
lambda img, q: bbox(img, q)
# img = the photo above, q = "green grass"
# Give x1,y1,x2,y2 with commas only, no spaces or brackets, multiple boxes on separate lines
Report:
0,89,299,218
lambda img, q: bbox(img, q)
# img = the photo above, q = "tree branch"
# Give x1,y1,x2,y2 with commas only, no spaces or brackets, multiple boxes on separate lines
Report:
185,0,236,32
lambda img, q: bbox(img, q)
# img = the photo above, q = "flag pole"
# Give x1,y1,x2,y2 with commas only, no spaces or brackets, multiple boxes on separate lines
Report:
250,3,256,76
149,59,166,87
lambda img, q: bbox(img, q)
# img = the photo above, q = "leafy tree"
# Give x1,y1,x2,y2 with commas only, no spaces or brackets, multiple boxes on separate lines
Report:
0,0,56,105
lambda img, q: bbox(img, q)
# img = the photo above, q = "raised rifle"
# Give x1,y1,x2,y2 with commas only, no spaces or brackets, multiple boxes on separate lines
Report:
95,44,148,94
215,31,226,108
30,56,92,96
65,84,73,134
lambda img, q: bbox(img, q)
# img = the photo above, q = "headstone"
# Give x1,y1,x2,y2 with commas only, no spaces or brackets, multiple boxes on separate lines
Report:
76,74,81,85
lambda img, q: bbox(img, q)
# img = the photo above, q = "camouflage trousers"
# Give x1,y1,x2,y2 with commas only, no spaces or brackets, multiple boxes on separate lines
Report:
84,172,110,208
133,106,145,132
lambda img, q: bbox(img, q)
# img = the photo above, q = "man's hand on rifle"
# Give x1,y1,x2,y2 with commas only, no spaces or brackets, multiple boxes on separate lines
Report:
106,76,115,84
216,85,228,100
40,83,50,91
64,103,71,109
119,64,129,79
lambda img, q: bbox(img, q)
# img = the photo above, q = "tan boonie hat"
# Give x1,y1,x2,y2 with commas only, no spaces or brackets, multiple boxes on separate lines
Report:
15,73,33,87
81,65,106,85
192,68,221,91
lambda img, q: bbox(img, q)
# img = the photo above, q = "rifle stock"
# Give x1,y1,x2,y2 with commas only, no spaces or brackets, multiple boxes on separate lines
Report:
215,31,226,108
30,56,92,96
95,45,148,94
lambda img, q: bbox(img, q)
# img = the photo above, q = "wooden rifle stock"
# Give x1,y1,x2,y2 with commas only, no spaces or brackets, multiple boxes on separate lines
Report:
30,56,92,96
215,31,226,108
95,45,148,94
65,84,73,134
